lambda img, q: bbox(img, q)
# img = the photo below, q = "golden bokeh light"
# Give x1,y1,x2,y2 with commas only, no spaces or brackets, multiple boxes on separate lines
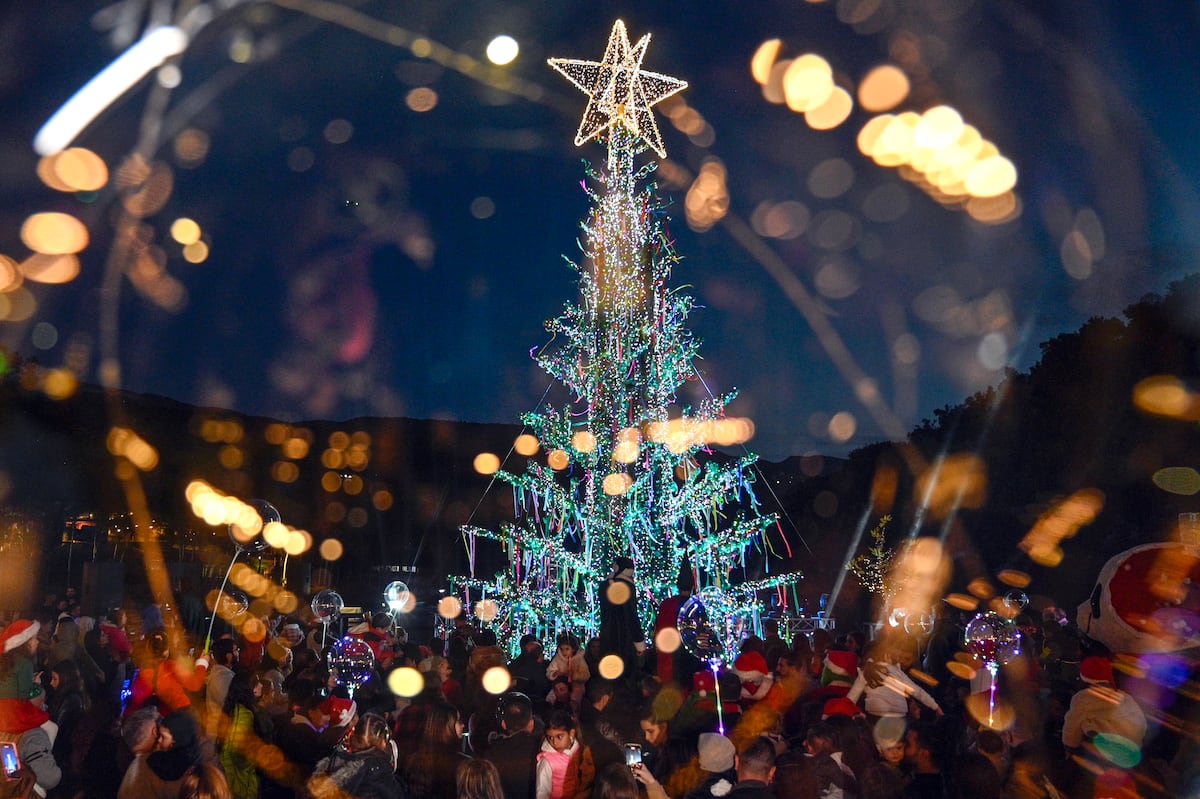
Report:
52,147,109,192
750,39,783,85
858,64,909,112
0,287,37,322
685,160,729,231
372,490,394,510
437,596,463,619
406,88,438,113
182,240,209,264
945,593,979,611
21,213,89,255
1152,467,1200,496
605,580,631,605
1019,488,1104,567
475,598,500,622
965,155,1018,198
1132,376,1198,420
782,54,834,113
486,35,519,66
805,86,853,130
654,627,681,654
997,569,1031,588
914,106,964,149
42,368,79,400
18,253,79,285
173,128,211,167
514,433,540,456
283,528,312,556
571,431,597,453
597,654,625,679
388,667,424,697
319,538,344,561
36,154,72,192
171,218,202,245
263,521,289,549
481,666,512,695
474,452,501,475
602,472,633,495
547,449,570,470
0,256,21,292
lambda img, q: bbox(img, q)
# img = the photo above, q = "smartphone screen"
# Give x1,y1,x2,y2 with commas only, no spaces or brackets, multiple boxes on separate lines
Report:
1,742,19,776
623,743,642,768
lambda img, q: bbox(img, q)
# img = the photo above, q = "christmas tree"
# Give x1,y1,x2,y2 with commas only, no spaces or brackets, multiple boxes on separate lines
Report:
453,20,799,656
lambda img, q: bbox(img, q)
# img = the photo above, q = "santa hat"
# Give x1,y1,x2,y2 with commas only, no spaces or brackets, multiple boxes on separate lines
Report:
822,697,863,719
821,650,858,686
697,732,735,772
0,697,49,734
693,671,716,694
319,696,357,727
1080,655,1115,688
732,650,768,680
0,620,39,654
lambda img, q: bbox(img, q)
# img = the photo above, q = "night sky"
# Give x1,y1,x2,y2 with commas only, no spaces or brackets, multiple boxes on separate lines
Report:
1,1,1197,462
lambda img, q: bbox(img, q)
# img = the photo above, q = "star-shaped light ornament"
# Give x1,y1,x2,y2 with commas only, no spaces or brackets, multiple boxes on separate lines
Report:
548,19,687,159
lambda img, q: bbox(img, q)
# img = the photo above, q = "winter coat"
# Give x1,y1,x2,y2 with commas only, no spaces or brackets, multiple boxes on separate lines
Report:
309,747,405,799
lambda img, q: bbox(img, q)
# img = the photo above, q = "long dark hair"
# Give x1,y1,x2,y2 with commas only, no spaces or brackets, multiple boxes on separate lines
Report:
51,659,87,705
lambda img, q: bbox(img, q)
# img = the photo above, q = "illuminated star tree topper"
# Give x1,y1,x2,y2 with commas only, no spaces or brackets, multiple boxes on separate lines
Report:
548,19,687,159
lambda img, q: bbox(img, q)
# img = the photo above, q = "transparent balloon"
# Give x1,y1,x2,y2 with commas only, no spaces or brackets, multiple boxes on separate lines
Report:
1002,590,1029,613
216,589,250,618
904,611,936,637
228,499,280,554
311,589,344,624
383,581,410,612
328,636,375,695
964,611,1022,665
677,587,744,663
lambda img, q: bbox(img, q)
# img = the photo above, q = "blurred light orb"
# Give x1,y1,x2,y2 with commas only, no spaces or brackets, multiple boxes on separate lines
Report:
806,86,854,130
605,580,632,606
597,654,625,679
318,538,344,561
481,666,512,694
388,666,424,697
547,449,570,470
19,254,79,284
965,155,1018,198
21,213,89,255
474,452,500,475
228,499,279,553
514,434,539,456
311,589,344,624
384,581,411,612
858,64,909,112
486,35,519,66
437,596,463,619
782,54,834,112
750,39,783,85
475,599,500,622
170,218,201,245
655,626,682,654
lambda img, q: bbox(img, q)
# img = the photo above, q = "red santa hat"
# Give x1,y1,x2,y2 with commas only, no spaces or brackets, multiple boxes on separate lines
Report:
822,697,863,719
0,620,39,654
318,696,357,727
1080,655,1115,688
692,671,716,694
821,650,858,685
732,650,768,680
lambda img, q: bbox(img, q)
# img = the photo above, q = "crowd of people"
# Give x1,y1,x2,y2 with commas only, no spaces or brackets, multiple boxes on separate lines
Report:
0,577,1193,799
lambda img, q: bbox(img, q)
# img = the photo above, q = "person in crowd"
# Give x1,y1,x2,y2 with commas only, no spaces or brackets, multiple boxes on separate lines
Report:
845,640,943,723
544,634,589,715
178,763,233,799
535,709,593,799
118,705,209,799
273,682,355,786
308,712,405,799
397,656,452,741
204,637,239,735
804,648,859,707
728,736,776,799
731,650,774,704
456,757,504,799
637,707,673,782
508,635,550,708
597,558,645,688
0,620,50,735
902,721,948,799
857,716,909,799
48,617,104,698
1061,654,1147,751
483,692,540,799
683,732,737,799
653,560,695,689
402,701,467,799
575,679,623,775
546,677,572,715
593,762,640,799
0,686,61,799
218,670,261,799
46,659,89,791
464,631,506,718
122,631,209,719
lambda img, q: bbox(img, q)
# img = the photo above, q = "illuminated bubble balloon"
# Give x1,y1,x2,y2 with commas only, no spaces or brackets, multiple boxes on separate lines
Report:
311,589,344,624
1002,590,1029,613
963,611,1021,664
678,587,742,663
384,581,411,612
904,611,936,637
217,589,250,618
328,636,375,695
228,499,280,554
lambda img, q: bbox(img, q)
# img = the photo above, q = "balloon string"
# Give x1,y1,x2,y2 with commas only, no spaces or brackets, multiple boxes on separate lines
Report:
711,659,725,735
206,551,241,652
281,553,289,588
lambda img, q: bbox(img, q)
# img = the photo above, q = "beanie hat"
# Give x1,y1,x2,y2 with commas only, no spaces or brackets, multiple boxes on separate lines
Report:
319,696,357,727
697,732,736,772
1080,655,1115,687
821,650,858,686
822,697,862,719
872,716,906,749
0,620,39,654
